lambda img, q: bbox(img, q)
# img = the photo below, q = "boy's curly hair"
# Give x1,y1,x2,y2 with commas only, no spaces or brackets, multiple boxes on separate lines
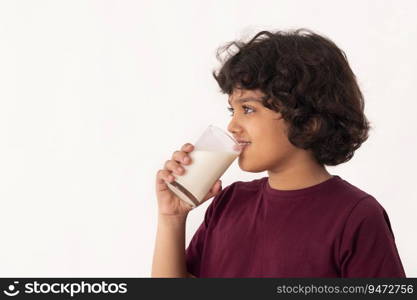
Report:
212,28,371,166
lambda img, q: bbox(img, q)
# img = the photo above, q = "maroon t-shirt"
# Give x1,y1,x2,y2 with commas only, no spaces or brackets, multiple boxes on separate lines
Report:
185,175,405,277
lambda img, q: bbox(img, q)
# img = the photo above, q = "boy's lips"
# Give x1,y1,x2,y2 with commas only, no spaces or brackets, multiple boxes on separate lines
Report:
234,142,251,152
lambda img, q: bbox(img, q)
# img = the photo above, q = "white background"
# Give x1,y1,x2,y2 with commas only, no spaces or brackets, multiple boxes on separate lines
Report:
0,0,416,277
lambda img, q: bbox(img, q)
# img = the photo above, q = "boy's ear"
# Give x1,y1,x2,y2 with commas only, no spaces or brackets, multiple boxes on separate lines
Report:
273,112,284,120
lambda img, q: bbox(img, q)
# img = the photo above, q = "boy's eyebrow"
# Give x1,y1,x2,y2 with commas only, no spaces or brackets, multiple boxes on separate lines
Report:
228,97,264,106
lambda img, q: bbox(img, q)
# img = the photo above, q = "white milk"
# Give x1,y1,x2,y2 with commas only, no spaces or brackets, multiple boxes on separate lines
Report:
166,149,238,207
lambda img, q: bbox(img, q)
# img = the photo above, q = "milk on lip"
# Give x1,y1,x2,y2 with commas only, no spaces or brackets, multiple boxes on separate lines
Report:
167,149,239,207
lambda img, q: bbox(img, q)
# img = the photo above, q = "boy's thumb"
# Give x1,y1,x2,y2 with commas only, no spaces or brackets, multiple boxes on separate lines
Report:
214,179,222,194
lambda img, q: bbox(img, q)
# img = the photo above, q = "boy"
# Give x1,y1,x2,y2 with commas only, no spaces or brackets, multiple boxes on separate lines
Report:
152,28,405,277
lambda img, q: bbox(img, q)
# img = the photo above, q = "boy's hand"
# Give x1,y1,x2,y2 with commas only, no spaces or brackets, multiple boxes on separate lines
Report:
155,143,222,217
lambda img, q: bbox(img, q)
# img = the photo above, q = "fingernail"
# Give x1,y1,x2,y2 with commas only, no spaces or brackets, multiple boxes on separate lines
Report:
184,157,190,163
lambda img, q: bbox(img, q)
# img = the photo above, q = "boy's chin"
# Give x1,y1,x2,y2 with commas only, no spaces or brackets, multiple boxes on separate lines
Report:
238,158,266,173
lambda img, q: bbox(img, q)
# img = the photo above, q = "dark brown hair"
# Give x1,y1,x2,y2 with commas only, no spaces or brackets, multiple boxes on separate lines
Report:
213,28,371,166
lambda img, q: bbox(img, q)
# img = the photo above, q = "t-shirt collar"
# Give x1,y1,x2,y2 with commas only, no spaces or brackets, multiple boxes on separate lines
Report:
263,175,341,198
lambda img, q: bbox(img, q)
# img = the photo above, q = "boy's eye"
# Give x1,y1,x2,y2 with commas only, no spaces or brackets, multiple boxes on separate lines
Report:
227,105,255,116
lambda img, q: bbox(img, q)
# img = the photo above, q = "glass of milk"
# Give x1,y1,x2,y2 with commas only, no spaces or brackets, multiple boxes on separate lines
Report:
166,125,242,208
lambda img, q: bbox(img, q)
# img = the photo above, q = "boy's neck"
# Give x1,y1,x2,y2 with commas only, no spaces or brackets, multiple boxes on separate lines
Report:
267,153,332,191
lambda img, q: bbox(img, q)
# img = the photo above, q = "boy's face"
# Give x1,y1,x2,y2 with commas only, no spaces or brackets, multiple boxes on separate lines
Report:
227,88,303,173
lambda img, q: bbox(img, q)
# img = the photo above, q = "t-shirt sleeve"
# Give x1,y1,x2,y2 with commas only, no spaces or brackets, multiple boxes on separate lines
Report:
339,196,406,277
185,184,232,277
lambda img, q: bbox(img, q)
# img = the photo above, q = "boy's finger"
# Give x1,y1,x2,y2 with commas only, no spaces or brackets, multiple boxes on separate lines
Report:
181,143,194,152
